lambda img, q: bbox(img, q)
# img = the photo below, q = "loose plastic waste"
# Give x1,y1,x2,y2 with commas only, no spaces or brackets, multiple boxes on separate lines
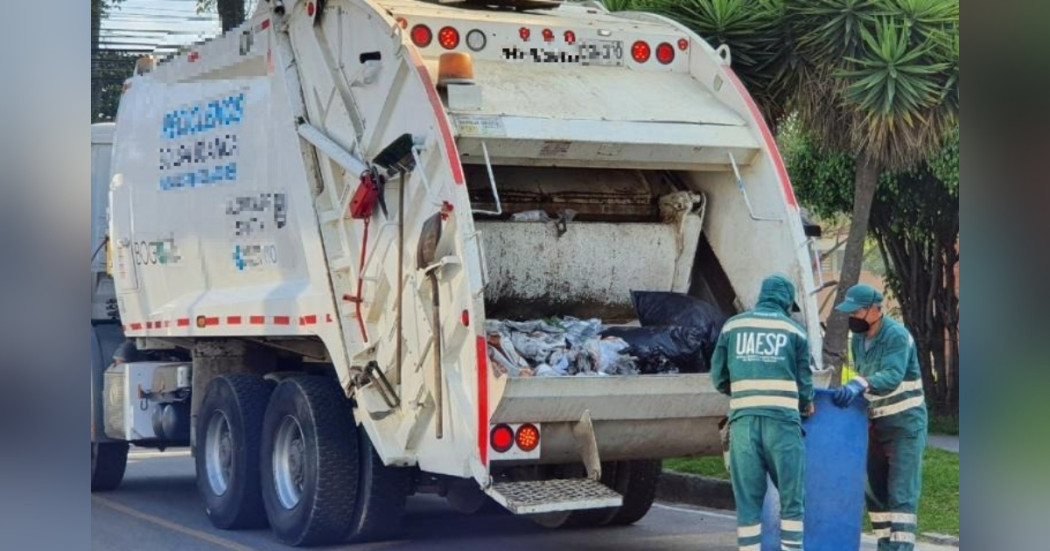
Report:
484,317,654,377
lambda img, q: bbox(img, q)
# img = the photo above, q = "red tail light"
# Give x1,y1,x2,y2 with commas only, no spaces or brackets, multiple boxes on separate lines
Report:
516,424,540,452
564,30,576,44
411,25,432,47
631,41,651,63
519,27,531,41
656,42,675,64
542,28,554,42
438,26,460,49
491,425,514,453
677,38,689,51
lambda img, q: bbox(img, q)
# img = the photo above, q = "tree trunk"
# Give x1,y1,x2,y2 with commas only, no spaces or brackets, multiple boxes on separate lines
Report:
822,153,882,382
91,0,103,122
218,0,246,32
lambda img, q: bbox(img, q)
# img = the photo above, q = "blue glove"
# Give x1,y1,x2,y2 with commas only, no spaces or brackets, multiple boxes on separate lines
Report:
832,378,866,408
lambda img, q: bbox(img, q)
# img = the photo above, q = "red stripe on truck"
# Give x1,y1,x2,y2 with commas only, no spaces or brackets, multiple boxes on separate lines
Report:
724,69,798,209
407,48,465,186
476,335,489,466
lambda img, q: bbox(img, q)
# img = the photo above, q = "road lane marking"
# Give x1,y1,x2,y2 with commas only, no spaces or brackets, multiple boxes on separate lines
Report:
92,495,258,551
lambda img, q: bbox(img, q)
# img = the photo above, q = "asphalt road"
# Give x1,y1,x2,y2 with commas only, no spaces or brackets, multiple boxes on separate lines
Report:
91,449,954,551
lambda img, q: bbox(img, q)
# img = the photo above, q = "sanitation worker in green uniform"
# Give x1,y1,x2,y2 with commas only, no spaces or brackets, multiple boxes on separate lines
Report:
712,274,814,550
832,284,928,550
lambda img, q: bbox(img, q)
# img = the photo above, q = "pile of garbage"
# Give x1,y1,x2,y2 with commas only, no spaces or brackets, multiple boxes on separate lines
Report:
484,291,726,378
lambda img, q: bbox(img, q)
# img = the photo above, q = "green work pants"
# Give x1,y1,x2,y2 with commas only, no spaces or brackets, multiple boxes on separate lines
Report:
866,424,926,550
729,415,805,550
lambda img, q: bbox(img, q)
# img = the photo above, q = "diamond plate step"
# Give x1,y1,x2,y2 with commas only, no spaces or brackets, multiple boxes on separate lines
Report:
485,478,623,515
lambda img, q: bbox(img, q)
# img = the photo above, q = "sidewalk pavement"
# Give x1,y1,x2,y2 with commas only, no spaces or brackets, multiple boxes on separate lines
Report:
928,434,959,453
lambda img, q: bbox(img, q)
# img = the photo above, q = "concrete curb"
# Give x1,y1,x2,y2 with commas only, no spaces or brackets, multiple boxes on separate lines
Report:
657,471,960,548
919,533,960,547
656,470,735,511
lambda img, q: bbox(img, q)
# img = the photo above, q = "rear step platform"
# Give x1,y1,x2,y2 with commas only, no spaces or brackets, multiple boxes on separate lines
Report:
485,478,623,515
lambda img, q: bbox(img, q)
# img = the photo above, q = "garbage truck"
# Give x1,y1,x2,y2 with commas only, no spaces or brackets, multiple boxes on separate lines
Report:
90,0,827,546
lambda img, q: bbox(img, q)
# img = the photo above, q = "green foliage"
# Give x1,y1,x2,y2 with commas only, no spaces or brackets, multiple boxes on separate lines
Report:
93,50,138,122
789,0,881,64
789,0,958,169
663,456,729,479
781,122,958,235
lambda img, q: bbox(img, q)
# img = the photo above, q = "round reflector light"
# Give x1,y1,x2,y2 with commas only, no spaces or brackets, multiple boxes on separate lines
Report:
438,26,460,50
491,424,514,453
519,27,531,41
516,423,540,452
307,2,315,16
631,40,651,63
677,37,689,51
564,30,576,44
466,29,486,51
542,28,554,42
396,17,408,29
656,42,675,64
410,25,432,48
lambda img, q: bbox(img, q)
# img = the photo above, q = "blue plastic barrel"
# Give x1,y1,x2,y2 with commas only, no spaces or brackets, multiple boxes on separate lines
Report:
760,388,869,551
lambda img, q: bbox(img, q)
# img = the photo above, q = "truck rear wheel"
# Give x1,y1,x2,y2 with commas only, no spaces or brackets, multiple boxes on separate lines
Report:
260,376,359,546
91,442,129,492
606,459,662,526
344,425,411,543
195,374,274,530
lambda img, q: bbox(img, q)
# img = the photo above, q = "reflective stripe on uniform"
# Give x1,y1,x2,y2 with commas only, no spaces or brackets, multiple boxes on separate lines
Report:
732,380,799,394
873,528,891,539
721,317,806,338
738,524,761,538
869,512,917,524
780,519,803,532
740,545,760,551
870,396,925,418
730,396,799,410
865,379,923,402
890,531,917,543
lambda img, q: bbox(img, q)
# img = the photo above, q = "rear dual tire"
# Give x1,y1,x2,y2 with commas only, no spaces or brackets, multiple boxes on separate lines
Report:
260,376,409,547
91,441,129,492
195,374,274,529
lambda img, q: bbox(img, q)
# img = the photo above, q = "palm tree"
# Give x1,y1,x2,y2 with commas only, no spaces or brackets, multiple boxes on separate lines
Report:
617,0,958,376
790,0,958,374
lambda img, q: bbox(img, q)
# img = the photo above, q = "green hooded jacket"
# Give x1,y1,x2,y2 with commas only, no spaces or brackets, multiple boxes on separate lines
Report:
711,274,814,424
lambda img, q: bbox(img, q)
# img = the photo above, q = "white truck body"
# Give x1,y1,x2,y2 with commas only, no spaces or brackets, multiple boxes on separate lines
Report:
102,0,824,529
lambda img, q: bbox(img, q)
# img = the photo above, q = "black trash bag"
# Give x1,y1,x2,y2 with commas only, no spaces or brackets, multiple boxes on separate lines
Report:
630,291,727,361
600,326,710,374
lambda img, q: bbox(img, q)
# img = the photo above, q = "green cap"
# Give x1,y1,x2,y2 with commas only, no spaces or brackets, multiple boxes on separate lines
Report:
834,283,883,313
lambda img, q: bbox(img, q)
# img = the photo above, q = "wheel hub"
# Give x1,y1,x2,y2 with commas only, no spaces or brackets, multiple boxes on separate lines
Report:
205,411,233,496
273,415,306,510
